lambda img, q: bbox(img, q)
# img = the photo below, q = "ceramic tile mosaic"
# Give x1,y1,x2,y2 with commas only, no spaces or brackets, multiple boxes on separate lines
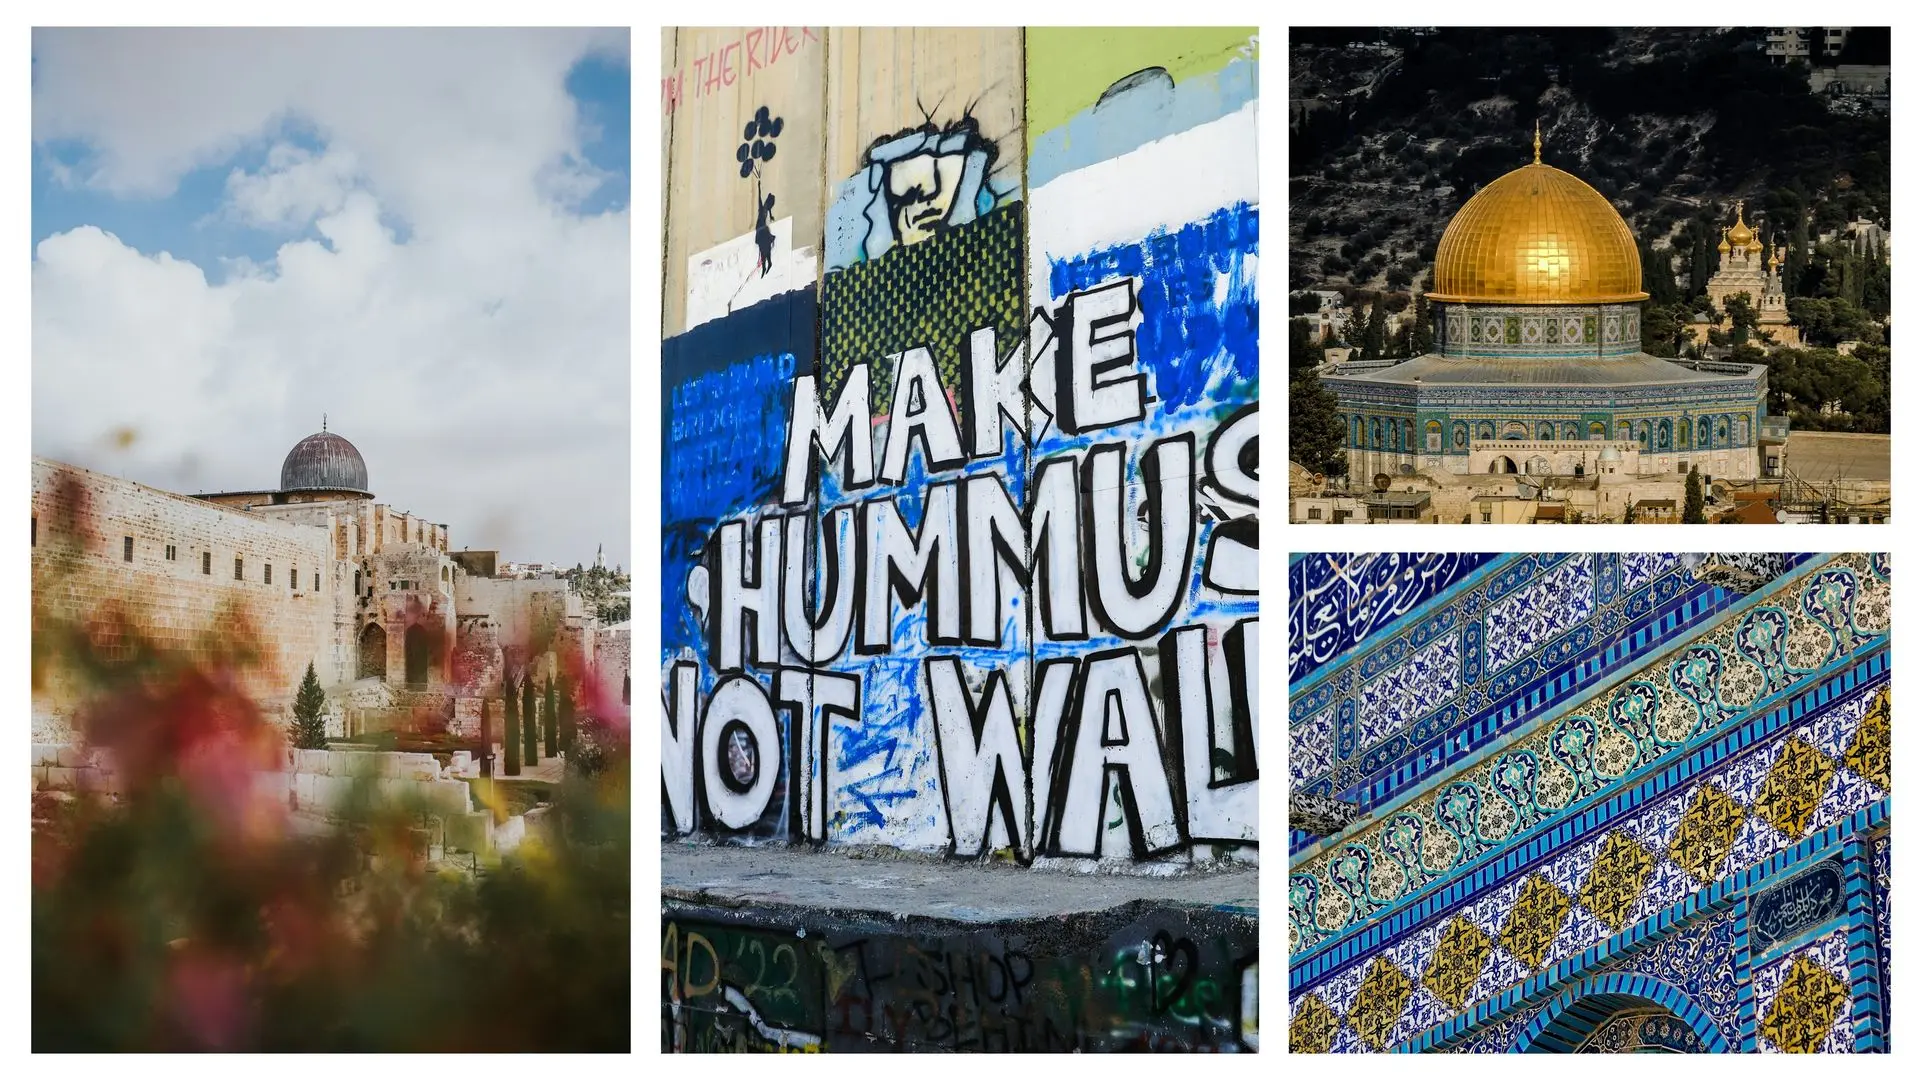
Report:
1288,552,1892,1053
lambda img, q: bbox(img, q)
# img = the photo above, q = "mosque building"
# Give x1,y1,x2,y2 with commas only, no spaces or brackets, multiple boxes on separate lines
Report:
30,428,630,743
1288,551,1891,1052
1685,200,1802,348
1324,127,1779,488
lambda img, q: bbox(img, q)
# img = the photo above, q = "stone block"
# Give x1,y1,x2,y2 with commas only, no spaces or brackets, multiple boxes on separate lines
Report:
32,743,61,767
295,772,316,807
56,745,93,769
444,810,493,854
46,767,78,790
494,814,526,854
428,779,473,816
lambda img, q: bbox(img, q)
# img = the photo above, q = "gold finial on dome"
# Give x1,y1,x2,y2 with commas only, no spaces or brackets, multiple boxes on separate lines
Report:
1728,199,1755,248
1533,120,1542,164
1428,138,1648,305
1718,228,1732,254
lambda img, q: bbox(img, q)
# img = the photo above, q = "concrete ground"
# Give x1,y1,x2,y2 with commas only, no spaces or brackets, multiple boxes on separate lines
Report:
662,843,1258,924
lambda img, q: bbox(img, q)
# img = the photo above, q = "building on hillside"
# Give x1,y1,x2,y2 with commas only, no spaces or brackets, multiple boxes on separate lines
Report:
1288,551,1892,1053
1321,127,1778,494
1684,200,1802,348
30,429,630,743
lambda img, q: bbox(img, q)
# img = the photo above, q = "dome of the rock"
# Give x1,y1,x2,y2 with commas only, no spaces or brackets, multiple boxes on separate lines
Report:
1429,144,1647,305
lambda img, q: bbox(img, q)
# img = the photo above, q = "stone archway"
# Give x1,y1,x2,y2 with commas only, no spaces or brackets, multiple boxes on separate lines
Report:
404,624,432,687
1491,455,1518,474
1516,974,1727,1053
359,623,387,680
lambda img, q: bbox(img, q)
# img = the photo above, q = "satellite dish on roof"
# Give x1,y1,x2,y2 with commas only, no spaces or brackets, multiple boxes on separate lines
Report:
1372,472,1393,492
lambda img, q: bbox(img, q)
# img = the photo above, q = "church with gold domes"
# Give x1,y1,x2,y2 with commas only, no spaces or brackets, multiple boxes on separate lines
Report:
1686,200,1801,348
1324,127,1774,486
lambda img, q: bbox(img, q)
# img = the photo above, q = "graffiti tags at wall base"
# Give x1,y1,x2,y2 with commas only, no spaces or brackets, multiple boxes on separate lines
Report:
663,904,1256,1053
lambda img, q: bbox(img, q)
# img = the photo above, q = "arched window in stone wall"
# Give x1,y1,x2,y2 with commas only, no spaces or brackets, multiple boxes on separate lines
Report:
1478,421,1495,440
1370,417,1382,449
1616,420,1630,441
359,623,387,680
1589,421,1605,440
1735,415,1750,445
1426,420,1442,452
1717,415,1731,444
1352,415,1364,447
1679,417,1692,447
1538,422,1554,440
1635,420,1650,449
1657,418,1672,450
1504,421,1527,440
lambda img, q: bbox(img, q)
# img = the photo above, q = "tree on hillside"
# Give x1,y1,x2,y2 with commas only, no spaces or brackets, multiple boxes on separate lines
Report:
504,677,522,777
1290,369,1349,478
291,662,328,750
1684,466,1706,523
1291,317,1324,373
1724,293,1759,344
1361,298,1388,363
1411,294,1434,355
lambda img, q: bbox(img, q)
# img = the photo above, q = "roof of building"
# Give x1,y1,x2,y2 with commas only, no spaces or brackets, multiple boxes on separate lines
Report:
280,429,370,494
1783,431,1892,483
1717,500,1780,524
1428,125,1648,306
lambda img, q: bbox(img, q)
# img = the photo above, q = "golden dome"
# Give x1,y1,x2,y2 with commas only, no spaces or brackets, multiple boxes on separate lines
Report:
1429,155,1648,305
1718,230,1732,254
1727,200,1755,248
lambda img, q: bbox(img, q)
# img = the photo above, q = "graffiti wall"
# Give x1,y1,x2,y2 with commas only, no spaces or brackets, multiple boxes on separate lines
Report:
663,901,1257,1052
660,27,1260,870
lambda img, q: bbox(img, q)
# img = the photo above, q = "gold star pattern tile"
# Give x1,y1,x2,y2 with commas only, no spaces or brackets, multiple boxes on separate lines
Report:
1759,956,1849,1053
1751,736,1836,840
1345,958,1414,1052
1421,917,1495,1012
1498,875,1573,971
1575,831,1656,932
1667,783,1747,886
1842,687,1891,790
1289,993,1339,1054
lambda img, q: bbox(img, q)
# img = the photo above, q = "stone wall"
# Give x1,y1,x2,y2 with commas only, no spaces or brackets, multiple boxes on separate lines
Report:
593,621,630,710
31,459,343,739
660,28,1260,871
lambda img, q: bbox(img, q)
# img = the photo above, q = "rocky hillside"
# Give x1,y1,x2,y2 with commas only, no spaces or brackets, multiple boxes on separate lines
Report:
1290,28,1890,293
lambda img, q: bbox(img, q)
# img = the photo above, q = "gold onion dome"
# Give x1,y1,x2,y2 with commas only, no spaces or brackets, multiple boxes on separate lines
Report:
1727,201,1756,248
1428,128,1648,304
1718,230,1733,254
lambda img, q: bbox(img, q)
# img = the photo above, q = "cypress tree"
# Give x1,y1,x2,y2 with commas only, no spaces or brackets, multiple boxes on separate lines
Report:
479,696,494,777
544,677,558,758
522,671,539,766
1410,294,1433,355
1361,296,1388,362
291,661,328,750
558,673,576,753
1684,466,1706,523
504,678,522,776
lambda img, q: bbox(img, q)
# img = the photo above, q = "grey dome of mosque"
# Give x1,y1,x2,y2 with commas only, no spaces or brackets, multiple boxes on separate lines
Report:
280,429,370,494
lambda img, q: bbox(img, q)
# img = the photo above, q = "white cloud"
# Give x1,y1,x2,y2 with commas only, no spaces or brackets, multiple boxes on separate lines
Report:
31,28,630,568
223,144,361,229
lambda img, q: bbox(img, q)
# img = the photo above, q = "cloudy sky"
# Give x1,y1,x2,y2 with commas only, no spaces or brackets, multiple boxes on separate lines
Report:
32,28,630,570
